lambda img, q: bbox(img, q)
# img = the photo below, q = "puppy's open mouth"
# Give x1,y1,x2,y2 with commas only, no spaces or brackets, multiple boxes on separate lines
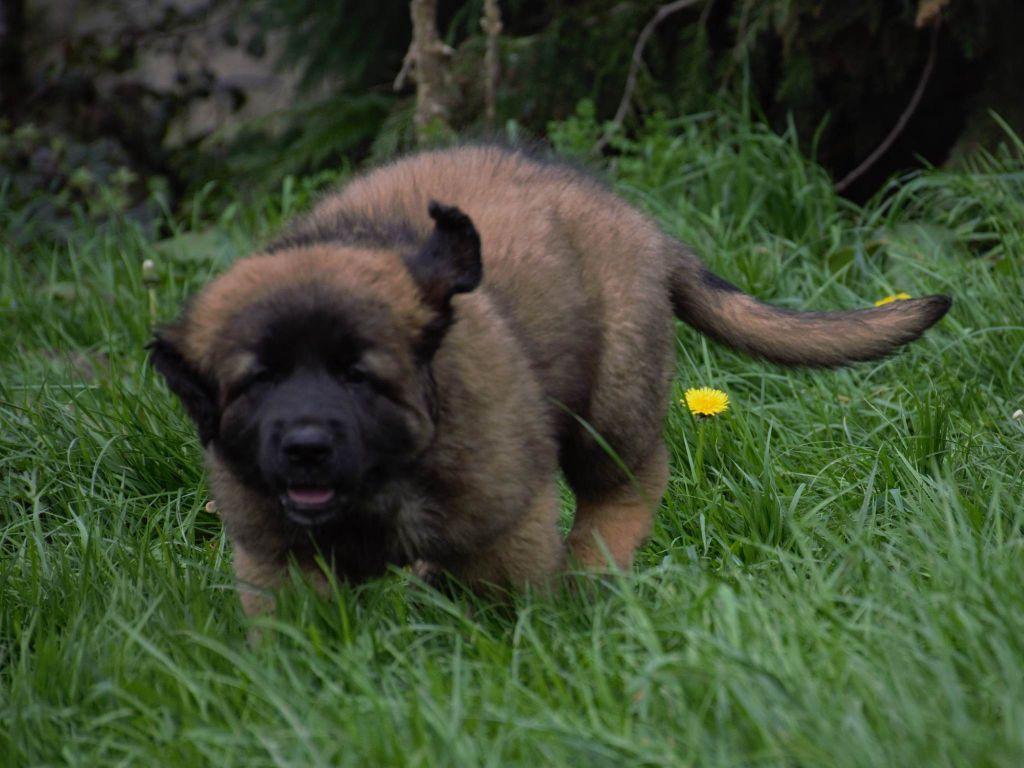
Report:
281,487,342,527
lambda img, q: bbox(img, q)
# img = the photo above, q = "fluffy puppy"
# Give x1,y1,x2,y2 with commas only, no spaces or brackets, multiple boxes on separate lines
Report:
149,145,951,612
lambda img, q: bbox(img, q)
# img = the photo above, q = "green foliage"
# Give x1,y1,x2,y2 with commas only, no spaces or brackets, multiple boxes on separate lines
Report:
552,102,844,254
247,0,411,92
193,0,417,197
204,94,394,190
0,121,169,247
2,112,1024,765
220,0,1024,201
12,0,1016,205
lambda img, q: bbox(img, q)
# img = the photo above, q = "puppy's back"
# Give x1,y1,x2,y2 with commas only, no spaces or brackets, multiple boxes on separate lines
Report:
300,146,673,410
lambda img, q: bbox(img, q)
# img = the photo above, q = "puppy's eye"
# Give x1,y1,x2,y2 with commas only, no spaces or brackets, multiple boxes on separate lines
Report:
345,365,370,385
246,368,274,387
228,368,274,400
341,364,391,396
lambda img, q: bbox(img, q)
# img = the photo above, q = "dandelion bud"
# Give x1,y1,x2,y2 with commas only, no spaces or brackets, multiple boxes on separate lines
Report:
142,258,159,287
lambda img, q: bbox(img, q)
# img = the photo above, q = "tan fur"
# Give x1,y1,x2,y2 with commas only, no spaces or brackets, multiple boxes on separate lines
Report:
567,442,670,570
668,246,951,366
183,246,433,375
154,145,950,612
450,482,565,589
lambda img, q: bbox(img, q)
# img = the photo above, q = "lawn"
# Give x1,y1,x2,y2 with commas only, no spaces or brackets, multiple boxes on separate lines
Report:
2,114,1023,766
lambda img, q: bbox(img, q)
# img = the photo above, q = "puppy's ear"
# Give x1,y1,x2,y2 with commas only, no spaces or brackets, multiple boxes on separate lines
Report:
147,328,219,445
405,201,482,309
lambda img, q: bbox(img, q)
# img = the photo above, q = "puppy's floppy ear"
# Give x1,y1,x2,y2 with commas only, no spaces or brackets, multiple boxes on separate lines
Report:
405,201,482,310
147,327,219,445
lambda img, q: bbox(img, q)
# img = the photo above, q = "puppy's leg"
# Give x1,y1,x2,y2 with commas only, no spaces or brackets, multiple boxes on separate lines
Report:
232,546,330,615
454,482,565,590
566,441,669,570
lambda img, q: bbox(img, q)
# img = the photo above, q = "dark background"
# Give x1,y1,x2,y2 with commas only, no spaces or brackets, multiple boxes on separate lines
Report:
2,0,1021,220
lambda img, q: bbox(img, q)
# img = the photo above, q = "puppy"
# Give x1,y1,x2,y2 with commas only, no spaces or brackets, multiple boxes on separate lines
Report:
149,145,950,612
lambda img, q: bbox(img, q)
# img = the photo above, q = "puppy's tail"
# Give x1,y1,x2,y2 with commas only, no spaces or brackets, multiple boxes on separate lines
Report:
669,247,951,367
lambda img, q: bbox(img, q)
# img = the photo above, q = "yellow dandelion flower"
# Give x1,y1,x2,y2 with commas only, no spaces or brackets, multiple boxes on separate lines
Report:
874,292,912,307
683,387,729,417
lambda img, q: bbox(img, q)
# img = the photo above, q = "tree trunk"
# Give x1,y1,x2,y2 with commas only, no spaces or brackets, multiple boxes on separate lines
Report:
410,0,450,142
0,0,26,118
481,0,502,126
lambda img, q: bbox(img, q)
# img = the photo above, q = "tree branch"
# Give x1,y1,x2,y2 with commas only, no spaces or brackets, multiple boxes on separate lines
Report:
834,23,939,194
599,0,704,149
409,0,452,141
481,0,502,126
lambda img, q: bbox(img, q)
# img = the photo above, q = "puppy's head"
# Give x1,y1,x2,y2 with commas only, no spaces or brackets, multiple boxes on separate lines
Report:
149,202,481,528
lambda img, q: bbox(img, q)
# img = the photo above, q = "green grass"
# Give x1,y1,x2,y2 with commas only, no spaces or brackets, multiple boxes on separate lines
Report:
2,117,1023,766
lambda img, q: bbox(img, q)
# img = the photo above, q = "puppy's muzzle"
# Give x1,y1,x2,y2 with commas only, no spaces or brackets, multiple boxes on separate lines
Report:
276,422,361,528
282,424,334,467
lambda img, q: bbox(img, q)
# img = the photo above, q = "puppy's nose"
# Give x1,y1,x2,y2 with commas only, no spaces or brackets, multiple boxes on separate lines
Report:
281,425,333,465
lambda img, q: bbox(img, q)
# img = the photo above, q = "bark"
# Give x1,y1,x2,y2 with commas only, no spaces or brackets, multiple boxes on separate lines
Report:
481,0,502,126
410,0,450,141
0,0,26,117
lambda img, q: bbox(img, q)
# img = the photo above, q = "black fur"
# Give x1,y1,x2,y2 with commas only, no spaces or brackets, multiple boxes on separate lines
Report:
405,202,483,361
212,295,422,513
147,334,219,445
701,268,743,293
244,298,369,380
405,202,483,304
266,202,483,365
267,210,421,254
922,295,954,324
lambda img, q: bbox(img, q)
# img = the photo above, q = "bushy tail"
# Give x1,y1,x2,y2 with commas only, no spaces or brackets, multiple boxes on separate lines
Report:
669,248,951,367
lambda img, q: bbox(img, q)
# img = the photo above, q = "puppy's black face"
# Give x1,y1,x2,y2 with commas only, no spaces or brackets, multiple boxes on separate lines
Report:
149,289,437,533
148,201,481,532
214,298,432,528
232,303,428,528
